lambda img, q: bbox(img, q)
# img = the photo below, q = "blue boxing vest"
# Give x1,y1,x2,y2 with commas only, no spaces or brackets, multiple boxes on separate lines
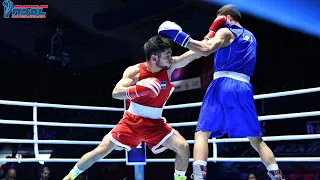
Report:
214,24,257,76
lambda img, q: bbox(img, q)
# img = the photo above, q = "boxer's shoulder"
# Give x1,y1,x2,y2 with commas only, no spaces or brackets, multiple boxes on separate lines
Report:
123,64,140,84
124,64,140,75
132,63,141,69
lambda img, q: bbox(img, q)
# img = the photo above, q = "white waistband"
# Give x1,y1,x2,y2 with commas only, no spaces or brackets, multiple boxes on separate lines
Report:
127,102,163,119
213,71,250,83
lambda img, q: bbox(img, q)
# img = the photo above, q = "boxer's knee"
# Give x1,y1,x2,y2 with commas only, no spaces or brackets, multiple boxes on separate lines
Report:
164,131,190,157
195,131,210,140
174,137,190,158
178,140,190,157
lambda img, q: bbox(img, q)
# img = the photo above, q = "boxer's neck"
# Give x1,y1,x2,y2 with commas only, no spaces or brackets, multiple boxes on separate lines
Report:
144,62,162,73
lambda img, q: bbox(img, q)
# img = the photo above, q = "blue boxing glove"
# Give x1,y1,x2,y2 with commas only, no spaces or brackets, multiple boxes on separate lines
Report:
158,21,191,47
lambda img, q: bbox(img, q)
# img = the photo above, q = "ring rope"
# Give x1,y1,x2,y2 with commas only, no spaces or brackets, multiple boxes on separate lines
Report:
0,87,319,163
0,100,124,111
0,134,319,145
1,157,320,163
164,87,320,110
0,110,319,128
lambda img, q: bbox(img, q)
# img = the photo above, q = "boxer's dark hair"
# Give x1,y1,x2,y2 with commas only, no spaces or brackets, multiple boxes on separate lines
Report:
217,4,241,22
144,35,173,61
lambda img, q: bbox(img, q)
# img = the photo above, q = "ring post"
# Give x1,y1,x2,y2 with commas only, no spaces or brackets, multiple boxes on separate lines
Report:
126,142,146,180
123,99,145,180
33,106,39,160
212,138,217,163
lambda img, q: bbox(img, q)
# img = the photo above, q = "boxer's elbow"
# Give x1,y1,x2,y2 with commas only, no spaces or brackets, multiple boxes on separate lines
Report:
198,47,212,56
112,93,124,100
111,91,118,99
112,87,127,100
200,37,224,56
111,88,120,99
196,43,212,56
112,91,121,100
199,44,221,56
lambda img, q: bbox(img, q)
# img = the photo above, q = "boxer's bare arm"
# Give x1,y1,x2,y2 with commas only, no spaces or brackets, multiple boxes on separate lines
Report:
170,39,210,71
172,50,202,69
168,49,203,76
186,28,234,56
112,65,139,100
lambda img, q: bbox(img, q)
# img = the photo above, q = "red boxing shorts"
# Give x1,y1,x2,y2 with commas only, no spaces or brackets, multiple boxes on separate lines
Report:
109,111,174,154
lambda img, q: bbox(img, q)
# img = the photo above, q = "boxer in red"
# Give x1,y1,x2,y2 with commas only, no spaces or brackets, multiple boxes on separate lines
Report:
63,35,203,180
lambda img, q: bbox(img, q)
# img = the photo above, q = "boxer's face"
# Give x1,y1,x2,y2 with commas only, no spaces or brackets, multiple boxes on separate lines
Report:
156,48,173,70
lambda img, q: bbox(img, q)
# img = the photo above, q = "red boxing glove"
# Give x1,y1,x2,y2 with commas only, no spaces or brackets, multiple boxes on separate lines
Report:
126,77,161,99
205,16,227,39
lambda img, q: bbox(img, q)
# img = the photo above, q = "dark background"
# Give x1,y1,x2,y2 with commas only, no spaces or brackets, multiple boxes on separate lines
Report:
0,0,320,179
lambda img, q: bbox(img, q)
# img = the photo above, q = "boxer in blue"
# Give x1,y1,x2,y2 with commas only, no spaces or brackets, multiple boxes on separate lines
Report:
158,4,284,180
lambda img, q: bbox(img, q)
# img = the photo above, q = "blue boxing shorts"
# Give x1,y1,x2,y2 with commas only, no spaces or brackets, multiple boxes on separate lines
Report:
196,72,262,138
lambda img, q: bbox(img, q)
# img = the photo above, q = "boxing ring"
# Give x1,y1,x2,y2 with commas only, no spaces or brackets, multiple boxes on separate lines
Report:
1,87,320,179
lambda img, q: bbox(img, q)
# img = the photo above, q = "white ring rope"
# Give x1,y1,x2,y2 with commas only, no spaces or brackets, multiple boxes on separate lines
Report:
0,134,319,145
1,110,319,128
0,100,125,111
168,111,320,127
164,87,320,109
1,157,320,163
0,87,319,163
147,157,320,163
0,158,127,162
0,119,115,128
